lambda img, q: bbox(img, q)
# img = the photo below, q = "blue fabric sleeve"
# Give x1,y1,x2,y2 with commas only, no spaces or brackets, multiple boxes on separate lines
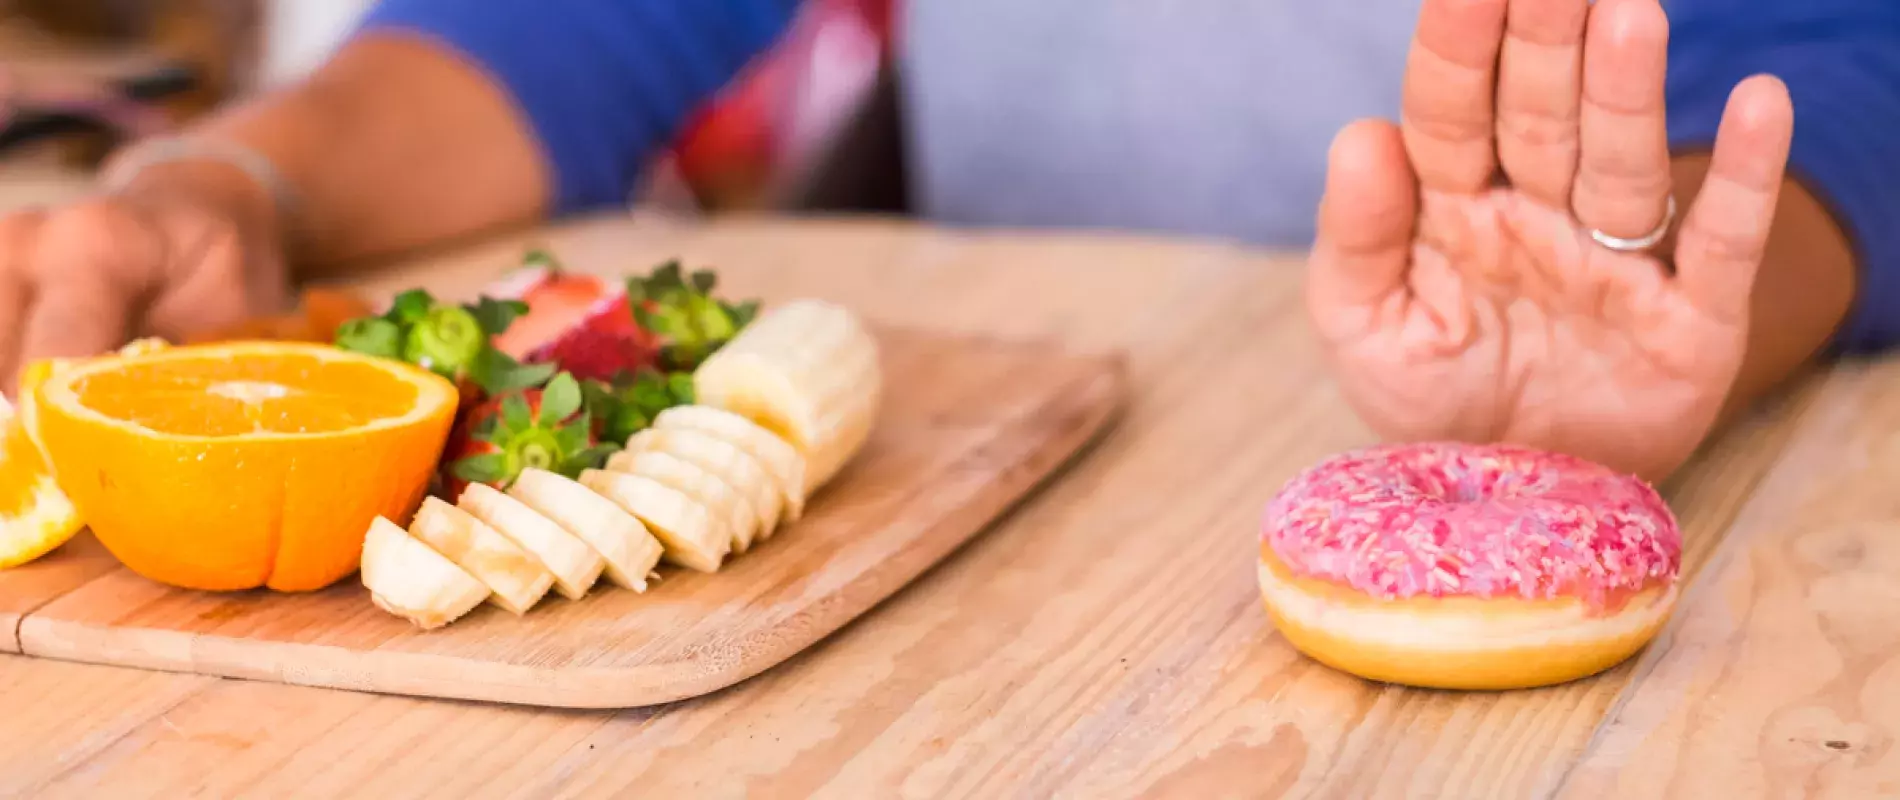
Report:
353,0,799,215
1665,0,1900,355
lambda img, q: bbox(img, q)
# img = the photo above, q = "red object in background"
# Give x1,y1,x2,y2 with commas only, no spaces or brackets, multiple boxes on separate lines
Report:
668,0,893,210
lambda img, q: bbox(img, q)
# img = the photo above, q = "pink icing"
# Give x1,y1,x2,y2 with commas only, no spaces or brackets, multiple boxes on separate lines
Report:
1261,442,1680,609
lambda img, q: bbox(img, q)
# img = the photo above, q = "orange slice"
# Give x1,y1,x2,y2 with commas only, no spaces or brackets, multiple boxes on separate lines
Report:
1,338,169,570
32,341,460,591
0,395,82,569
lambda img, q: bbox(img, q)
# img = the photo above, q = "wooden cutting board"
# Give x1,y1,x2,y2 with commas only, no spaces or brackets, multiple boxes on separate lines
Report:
0,328,1125,709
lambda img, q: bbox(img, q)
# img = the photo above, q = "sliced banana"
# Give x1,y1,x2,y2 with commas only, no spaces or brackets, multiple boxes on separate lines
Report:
624,427,781,540
692,299,880,494
407,496,555,615
606,448,759,553
458,482,605,600
579,468,729,572
508,467,664,591
360,516,489,630
653,405,808,521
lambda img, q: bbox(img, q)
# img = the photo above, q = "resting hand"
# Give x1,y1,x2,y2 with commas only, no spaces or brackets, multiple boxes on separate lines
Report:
1307,0,1795,481
0,163,287,394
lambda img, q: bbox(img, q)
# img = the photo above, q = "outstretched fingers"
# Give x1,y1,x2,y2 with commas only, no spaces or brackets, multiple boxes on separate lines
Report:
1572,0,1673,240
1310,119,1419,325
1673,75,1795,323
1495,0,1587,206
1401,0,1509,193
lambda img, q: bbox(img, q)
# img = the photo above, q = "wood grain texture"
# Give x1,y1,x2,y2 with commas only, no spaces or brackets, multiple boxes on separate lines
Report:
1556,359,1900,799
12,328,1125,708
0,214,1844,797
0,533,119,652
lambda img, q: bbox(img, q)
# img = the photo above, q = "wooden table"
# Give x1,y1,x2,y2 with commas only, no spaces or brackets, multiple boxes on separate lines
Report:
2,212,1896,799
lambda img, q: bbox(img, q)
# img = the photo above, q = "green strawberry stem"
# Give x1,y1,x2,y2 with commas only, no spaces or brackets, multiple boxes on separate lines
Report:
450,372,616,488
625,259,759,371
403,304,485,378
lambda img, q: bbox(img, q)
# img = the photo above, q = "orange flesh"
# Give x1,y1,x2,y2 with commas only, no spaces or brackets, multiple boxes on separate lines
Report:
1258,549,1674,691
0,416,50,515
34,343,457,592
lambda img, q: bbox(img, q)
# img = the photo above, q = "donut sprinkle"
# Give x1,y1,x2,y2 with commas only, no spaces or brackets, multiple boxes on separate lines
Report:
1261,442,1680,609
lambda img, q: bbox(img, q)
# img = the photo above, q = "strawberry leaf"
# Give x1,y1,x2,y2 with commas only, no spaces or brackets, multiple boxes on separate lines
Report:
539,373,583,425
500,392,533,434
450,452,511,484
665,372,695,404
384,289,436,326
562,444,620,475
553,411,594,453
653,260,684,290
521,246,562,272
724,299,760,329
334,317,402,359
466,296,529,337
689,269,716,294
468,346,557,396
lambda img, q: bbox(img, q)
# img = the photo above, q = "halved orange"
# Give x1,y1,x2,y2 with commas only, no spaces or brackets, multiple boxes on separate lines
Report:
32,341,460,591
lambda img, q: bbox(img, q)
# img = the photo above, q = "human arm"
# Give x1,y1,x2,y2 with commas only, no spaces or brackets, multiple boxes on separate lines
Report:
0,0,797,387
1663,0,1898,423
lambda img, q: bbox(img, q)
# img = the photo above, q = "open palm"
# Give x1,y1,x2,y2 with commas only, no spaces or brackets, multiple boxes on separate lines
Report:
1306,0,1794,481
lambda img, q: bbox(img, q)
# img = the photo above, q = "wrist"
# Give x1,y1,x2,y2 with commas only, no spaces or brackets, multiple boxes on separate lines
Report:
99,140,292,255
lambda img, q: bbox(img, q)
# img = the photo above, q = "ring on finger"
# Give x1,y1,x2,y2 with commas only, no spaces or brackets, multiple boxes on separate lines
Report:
1587,195,1676,253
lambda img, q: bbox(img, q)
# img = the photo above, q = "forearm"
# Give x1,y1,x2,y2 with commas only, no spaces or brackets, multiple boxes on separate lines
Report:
103,0,799,284
1666,154,1857,426
107,34,548,280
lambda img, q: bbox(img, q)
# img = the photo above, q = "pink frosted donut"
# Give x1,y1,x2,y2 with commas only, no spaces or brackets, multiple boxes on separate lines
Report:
1255,441,1682,690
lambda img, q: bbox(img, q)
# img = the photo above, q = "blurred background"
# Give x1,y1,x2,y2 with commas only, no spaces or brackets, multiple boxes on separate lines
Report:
0,0,901,215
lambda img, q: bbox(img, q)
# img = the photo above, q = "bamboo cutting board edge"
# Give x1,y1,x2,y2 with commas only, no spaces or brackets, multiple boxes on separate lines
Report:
11,337,1128,709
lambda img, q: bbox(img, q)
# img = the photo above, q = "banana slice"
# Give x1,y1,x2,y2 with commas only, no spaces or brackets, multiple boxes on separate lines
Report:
360,516,489,630
624,427,782,540
653,405,808,522
606,448,759,553
579,468,729,572
508,468,664,591
692,299,880,494
458,482,604,600
408,496,555,615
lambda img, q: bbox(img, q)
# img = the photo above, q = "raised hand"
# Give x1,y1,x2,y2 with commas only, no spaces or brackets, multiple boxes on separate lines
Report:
1306,0,1795,481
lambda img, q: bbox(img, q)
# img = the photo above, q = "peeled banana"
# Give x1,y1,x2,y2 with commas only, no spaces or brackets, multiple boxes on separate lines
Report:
692,299,880,494
606,447,759,553
652,405,808,522
361,516,489,630
509,467,664,591
408,496,555,615
625,426,783,541
580,468,730,572
458,482,605,600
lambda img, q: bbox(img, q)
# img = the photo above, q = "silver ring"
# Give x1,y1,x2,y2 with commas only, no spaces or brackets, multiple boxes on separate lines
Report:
1588,195,1676,252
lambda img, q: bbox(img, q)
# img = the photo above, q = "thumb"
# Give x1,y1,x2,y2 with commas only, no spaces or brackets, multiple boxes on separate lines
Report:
17,202,163,365
1673,75,1793,324
1309,119,1419,317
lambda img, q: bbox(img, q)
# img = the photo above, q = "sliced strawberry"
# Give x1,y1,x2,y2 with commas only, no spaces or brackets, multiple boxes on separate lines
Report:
521,289,662,383
486,251,618,357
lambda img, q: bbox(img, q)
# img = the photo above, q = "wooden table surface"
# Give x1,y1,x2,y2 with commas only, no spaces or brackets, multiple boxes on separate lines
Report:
2,212,1896,799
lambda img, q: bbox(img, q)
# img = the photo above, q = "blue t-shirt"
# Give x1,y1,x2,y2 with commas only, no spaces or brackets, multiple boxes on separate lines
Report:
357,0,1900,354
